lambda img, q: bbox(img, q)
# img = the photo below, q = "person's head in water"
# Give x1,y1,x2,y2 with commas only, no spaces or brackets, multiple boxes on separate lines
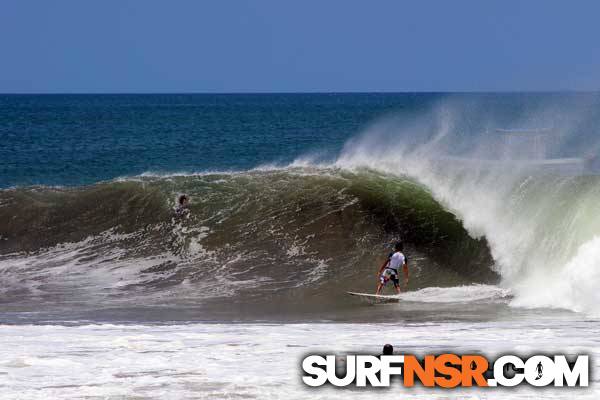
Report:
382,344,393,355
394,242,404,252
178,194,188,206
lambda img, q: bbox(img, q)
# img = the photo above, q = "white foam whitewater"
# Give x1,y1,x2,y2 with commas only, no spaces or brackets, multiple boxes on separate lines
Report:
397,284,510,303
1,319,598,399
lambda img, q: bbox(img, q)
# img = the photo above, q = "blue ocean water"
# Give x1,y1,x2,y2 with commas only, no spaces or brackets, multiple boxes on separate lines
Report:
2,92,599,187
0,93,413,187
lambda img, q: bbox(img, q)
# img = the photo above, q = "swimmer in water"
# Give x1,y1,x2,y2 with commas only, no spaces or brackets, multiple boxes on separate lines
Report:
176,194,190,215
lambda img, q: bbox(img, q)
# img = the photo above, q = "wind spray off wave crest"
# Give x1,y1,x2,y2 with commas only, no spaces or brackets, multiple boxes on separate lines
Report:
335,98,600,315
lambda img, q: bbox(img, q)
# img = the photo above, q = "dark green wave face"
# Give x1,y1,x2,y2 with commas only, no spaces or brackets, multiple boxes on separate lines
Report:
0,168,496,318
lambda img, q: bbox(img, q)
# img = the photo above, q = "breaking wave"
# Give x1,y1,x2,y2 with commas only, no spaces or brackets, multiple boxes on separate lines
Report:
335,99,600,316
0,168,496,315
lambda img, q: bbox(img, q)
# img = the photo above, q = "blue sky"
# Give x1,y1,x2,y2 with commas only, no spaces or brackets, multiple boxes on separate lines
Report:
2,0,600,93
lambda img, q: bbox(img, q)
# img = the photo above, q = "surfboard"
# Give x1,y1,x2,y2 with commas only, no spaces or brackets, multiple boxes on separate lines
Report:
346,291,400,304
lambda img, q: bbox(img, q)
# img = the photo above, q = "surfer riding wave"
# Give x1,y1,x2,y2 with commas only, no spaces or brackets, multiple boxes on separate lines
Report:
376,242,409,295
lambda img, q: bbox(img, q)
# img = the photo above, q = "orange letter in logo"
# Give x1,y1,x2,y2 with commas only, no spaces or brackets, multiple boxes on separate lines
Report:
461,355,489,387
434,354,462,388
403,355,435,387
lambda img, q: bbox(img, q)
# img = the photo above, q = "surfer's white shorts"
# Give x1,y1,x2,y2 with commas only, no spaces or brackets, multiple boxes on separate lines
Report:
380,268,399,286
